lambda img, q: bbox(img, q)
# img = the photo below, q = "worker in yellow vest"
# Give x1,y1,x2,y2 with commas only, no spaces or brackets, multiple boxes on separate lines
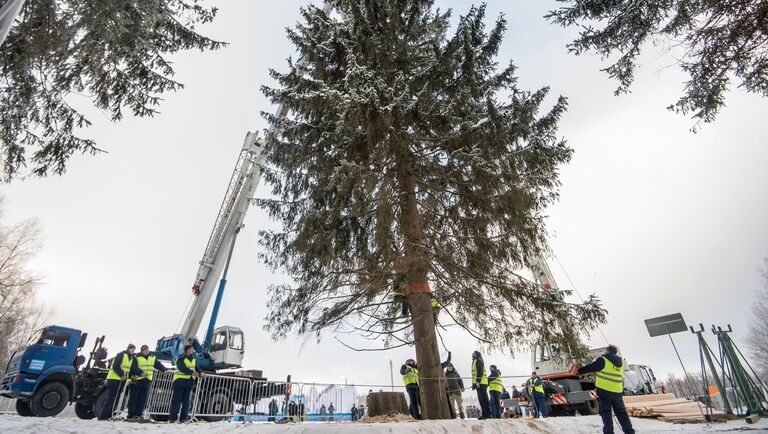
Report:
400,358,421,419
126,344,168,420
488,365,504,419
392,277,409,317
470,351,491,419
526,371,547,418
169,344,203,423
578,345,635,434
98,344,142,420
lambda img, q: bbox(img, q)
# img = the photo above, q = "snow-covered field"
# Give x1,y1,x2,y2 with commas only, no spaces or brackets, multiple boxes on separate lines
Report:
1,415,767,434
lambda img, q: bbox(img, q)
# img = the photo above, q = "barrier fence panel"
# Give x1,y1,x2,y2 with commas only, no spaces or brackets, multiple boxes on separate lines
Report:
191,373,253,420
145,371,175,419
247,380,353,423
0,397,14,414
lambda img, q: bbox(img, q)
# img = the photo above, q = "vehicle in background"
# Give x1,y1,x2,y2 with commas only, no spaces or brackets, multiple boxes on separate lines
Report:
0,325,110,418
526,259,660,416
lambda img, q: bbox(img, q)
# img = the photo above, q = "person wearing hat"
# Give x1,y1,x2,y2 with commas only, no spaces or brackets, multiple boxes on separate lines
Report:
471,351,491,419
169,344,203,423
126,344,168,420
525,371,547,418
400,358,421,419
578,344,635,434
444,362,465,419
488,364,504,419
98,344,142,420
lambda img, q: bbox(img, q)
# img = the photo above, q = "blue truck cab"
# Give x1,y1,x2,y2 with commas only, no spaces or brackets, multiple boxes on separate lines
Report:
1,325,88,417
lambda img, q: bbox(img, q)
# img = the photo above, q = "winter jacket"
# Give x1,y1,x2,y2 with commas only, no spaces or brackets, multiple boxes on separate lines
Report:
445,369,464,396
577,352,623,375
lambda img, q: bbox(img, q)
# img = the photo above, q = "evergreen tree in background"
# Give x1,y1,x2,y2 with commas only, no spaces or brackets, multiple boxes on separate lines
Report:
0,0,223,181
260,1,606,419
547,0,768,129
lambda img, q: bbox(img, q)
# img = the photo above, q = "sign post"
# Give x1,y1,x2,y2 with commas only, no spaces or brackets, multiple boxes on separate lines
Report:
644,313,706,421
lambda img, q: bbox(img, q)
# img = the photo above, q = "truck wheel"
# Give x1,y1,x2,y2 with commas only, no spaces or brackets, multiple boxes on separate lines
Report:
200,390,232,422
30,382,70,417
15,400,35,417
74,402,96,420
93,390,107,418
578,398,600,416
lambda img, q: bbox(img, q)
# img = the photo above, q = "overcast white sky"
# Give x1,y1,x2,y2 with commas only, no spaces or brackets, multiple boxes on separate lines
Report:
2,1,767,389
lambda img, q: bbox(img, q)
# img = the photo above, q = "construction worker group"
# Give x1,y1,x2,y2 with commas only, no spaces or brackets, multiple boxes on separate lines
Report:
98,343,203,423
401,346,636,434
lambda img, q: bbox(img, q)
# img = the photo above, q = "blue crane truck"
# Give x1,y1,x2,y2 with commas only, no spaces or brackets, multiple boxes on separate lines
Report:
0,325,110,418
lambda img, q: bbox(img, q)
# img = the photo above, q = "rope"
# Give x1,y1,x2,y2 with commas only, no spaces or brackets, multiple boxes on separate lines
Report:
553,252,610,345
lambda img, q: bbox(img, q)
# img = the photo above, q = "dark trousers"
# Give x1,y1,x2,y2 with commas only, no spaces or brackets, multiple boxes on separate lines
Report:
169,379,194,422
98,379,124,420
406,385,421,419
489,390,502,418
532,392,548,418
127,379,151,418
598,390,635,434
476,384,491,418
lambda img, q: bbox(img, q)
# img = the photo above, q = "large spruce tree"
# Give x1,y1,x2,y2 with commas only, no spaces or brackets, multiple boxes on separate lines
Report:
0,0,222,181
260,1,606,419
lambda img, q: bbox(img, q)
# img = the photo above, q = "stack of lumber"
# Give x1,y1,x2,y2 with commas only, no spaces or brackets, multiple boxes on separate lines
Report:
624,393,732,423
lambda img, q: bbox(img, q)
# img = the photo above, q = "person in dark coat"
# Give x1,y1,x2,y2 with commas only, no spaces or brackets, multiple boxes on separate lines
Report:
126,345,167,420
578,345,635,434
99,344,142,420
445,362,465,419
488,365,504,419
169,344,203,423
298,401,306,422
471,351,491,419
525,371,547,418
268,398,278,422
351,404,359,421
400,359,421,419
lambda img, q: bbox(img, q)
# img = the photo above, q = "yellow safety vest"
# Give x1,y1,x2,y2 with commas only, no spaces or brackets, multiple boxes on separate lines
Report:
528,377,544,394
471,360,488,385
136,355,157,381
489,373,504,392
402,366,419,386
106,353,133,381
173,357,197,381
595,357,624,393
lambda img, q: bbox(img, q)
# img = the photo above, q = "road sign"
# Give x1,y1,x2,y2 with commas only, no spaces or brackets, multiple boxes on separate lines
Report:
644,313,687,337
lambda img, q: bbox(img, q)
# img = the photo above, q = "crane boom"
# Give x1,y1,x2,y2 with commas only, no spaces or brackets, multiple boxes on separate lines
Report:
171,1,333,367
180,131,267,339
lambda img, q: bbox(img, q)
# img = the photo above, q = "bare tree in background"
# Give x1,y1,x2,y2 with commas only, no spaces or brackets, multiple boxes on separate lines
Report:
747,258,768,377
0,196,47,369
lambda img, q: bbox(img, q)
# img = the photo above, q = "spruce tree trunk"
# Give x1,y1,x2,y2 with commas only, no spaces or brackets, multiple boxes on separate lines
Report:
395,140,450,420
409,292,449,419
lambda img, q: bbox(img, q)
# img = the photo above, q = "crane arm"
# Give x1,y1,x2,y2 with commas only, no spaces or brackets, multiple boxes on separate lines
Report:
180,132,266,339
178,0,334,341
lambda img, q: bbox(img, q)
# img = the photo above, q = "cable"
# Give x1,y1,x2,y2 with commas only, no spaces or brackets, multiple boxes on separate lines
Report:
553,252,610,346
174,294,195,334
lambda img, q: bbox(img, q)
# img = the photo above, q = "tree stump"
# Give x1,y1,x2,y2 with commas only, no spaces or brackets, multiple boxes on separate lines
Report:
366,391,409,417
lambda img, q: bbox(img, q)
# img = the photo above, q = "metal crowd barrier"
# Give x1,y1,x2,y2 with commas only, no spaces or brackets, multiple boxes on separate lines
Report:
134,372,357,423
0,396,14,414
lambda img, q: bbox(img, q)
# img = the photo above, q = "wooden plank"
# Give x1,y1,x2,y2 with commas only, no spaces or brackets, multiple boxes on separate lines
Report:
647,405,705,414
658,414,706,422
626,398,690,408
623,393,677,404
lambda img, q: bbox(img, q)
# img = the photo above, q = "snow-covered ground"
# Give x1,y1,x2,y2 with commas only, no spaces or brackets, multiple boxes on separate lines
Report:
1,415,767,434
